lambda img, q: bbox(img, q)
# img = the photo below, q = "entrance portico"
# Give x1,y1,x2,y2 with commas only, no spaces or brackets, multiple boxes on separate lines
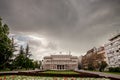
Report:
57,65,65,70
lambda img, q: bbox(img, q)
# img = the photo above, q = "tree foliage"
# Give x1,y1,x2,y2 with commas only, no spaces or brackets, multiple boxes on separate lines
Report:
0,17,45,70
0,17,14,69
25,43,31,58
99,61,108,72
34,61,41,69
109,67,120,72
13,45,35,70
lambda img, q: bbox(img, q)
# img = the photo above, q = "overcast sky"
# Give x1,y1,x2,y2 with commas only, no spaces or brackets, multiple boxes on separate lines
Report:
0,0,120,60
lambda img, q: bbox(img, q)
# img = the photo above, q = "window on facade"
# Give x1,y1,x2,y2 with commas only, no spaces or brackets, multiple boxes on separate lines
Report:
112,51,114,53
119,59,120,62
116,50,119,52
111,43,113,46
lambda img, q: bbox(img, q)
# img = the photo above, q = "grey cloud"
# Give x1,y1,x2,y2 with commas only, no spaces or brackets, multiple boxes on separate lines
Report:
0,0,120,57
1,0,78,33
10,33,58,60
47,42,57,50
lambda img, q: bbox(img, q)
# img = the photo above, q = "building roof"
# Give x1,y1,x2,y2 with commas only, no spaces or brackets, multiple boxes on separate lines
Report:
86,47,97,54
51,54,72,57
71,56,78,59
44,56,52,59
109,33,120,41
97,46,104,52
43,54,78,59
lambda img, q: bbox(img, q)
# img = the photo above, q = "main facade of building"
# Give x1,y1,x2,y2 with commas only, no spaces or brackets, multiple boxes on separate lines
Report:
42,54,78,70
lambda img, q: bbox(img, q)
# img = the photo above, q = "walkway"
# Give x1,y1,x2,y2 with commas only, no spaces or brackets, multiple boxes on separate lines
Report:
76,70,120,79
0,70,42,75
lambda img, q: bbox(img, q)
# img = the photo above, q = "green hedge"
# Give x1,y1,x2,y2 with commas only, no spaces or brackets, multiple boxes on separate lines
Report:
109,67,120,72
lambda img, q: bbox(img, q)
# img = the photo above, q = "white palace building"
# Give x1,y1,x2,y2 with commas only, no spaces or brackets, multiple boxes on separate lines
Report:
42,54,78,70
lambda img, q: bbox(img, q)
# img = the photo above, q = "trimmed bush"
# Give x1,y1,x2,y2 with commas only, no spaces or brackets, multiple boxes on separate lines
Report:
109,67,120,72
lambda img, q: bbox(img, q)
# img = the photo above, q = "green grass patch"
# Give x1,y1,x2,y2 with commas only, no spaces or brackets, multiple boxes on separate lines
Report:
86,70,120,75
41,70,79,74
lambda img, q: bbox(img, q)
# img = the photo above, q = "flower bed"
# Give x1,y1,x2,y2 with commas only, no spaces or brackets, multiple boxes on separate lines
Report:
0,75,110,80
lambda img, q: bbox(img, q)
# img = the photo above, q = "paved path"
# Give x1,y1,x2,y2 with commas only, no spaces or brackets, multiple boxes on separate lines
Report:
0,70,42,75
18,70,41,72
0,71,18,74
76,70,120,79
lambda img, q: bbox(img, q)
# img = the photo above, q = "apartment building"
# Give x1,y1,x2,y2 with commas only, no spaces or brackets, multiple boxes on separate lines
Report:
104,33,120,67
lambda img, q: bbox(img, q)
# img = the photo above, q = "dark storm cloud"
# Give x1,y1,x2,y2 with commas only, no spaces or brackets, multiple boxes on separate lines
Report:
0,0,120,57
0,0,78,32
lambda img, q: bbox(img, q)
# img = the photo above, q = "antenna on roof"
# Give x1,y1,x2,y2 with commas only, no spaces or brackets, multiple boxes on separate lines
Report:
116,29,120,35
112,30,120,37
69,51,71,55
59,52,62,54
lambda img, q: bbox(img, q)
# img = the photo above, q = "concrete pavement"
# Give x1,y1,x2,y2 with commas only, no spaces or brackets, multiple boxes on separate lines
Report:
0,71,18,74
76,70,120,79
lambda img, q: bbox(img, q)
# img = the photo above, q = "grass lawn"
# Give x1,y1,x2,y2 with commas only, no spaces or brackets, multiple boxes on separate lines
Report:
87,70,120,75
41,70,79,74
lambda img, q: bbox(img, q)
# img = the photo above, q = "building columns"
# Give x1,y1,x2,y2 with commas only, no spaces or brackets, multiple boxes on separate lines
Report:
57,65,65,70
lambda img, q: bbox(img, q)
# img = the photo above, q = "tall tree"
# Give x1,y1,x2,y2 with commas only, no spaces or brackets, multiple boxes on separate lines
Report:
13,45,25,69
25,43,31,58
99,61,108,72
11,37,17,53
34,60,42,69
8,37,18,70
19,45,24,55
0,17,14,69
13,45,35,70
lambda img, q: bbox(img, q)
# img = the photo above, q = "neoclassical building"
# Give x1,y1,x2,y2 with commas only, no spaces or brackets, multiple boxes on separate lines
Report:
42,54,78,70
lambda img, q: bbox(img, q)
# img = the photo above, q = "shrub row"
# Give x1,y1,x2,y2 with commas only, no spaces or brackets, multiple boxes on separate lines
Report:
0,71,100,78
109,67,120,72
